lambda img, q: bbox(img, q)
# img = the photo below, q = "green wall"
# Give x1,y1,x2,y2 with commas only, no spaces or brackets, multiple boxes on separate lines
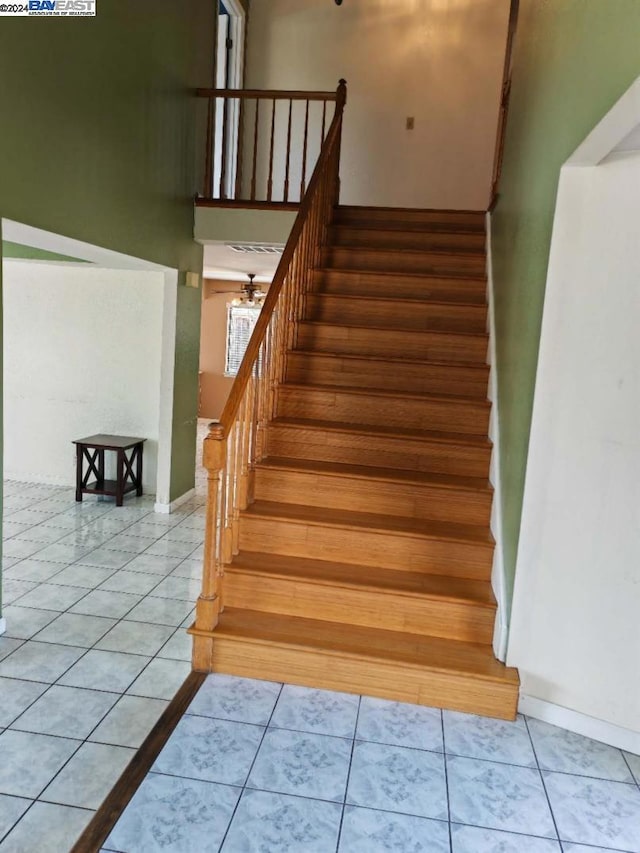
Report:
0,1,215,617
170,275,203,503
2,242,90,264
491,0,640,612
0,1,213,271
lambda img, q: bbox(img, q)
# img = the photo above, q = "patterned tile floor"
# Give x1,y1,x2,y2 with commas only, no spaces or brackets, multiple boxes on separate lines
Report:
0,479,204,851
103,675,640,853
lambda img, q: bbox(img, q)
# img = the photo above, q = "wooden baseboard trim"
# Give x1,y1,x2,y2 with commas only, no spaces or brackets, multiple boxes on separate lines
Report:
71,671,206,853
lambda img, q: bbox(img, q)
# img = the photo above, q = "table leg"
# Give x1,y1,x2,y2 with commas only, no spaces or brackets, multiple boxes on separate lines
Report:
75,445,84,502
116,449,124,507
98,448,105,490
136,443,143,496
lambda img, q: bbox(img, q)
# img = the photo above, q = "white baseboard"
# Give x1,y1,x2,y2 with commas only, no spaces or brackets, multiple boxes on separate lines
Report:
485,212,509,662
520,694,640,755
154,488,196,515
0,617,6,636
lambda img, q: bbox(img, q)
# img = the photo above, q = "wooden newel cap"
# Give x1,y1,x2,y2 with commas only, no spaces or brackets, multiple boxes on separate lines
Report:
337,79,347,106
208,421,225,440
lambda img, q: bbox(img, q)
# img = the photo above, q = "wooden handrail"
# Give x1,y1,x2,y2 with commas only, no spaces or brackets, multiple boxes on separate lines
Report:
196,87,338,101
191,80,347,666
219,94,345,433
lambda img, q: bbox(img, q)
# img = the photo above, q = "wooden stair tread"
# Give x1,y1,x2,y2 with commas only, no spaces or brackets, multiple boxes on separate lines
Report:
270,416,493,448
229,551,496,606
300,319,488,340
206,609,517,685
325,245,486,259
304,291,487,310
257,456,492,493
330,223,486,236
289,349,489,374
316,266,486,284
244,500,494,546
281,381,490,408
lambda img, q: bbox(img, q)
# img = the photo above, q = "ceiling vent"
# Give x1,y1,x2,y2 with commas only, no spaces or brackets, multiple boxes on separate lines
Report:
226,243,284,255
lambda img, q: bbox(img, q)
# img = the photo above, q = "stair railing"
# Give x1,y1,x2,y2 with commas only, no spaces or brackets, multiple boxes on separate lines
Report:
197,82,344,205
191,80,347,669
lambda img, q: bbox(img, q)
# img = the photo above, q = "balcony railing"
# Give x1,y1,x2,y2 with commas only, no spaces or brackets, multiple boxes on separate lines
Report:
197,81,346,208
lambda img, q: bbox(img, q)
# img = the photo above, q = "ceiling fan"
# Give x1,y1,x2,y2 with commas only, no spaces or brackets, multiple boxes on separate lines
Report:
210,274,266,307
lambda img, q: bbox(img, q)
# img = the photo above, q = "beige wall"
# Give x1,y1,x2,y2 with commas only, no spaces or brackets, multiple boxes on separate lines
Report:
245,0,510,210
199,278,270,420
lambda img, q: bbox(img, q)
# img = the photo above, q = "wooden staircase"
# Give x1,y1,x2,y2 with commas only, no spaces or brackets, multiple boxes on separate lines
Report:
194,205,519,720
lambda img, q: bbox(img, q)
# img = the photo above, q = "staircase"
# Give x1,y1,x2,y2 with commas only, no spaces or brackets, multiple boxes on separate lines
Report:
199,205,519,720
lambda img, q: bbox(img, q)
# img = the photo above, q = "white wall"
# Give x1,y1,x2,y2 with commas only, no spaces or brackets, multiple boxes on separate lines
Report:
3,262,166,493
507,149,640,743
245,0,510,210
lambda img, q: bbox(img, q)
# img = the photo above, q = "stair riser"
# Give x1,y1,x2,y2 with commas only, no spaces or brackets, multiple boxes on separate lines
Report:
286,353,489,397
322,247,486,276
335,208,486,229
267,426,492,478
304,294,487,334
225,570,495,643
240,516,493,579
254,468,492,525
297,323,488,363
277,388,490,434
202,639,517,719
330,227,486,252
313,270,486,302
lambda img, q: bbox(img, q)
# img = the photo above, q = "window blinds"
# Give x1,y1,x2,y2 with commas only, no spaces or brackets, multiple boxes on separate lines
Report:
224,304,262,377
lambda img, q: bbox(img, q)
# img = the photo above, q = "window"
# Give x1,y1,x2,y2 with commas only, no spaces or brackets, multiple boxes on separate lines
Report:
224,303,261,377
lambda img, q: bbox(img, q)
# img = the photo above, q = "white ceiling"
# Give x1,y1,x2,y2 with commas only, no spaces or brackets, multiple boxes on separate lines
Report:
202,243,282,283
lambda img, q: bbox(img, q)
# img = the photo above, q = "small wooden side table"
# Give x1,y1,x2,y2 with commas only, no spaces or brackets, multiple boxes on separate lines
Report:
73,434,146,507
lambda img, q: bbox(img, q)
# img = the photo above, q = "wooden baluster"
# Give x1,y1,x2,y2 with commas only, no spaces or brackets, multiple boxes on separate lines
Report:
235,97,245,200
238,385,253,511
267,99,276,202
284,99,293,203
255,337,268,462
220,95,230,199
192,423,226,671
248,371,259,504
203,96,214,198
228,413,242,559
300,99,310,200
250,98,260,202
222,421,236,565
321,101,327,146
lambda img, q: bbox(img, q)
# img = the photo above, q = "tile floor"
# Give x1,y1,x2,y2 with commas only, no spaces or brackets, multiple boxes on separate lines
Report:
103,676,640,853
0,479,204,851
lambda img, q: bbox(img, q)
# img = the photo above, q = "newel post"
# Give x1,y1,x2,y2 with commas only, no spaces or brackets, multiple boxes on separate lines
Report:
192,421,227,671
333,79,347,207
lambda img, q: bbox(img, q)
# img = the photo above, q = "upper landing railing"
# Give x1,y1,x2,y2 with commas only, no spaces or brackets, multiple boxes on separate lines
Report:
196,81,347,208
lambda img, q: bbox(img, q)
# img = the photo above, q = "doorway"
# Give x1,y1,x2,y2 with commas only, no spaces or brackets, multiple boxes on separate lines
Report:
214,0,246,198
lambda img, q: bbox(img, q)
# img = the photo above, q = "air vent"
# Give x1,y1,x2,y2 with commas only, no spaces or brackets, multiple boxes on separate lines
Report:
226,243,284,255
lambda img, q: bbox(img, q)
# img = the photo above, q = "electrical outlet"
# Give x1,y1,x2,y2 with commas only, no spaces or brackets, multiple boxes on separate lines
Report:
406,116,415,130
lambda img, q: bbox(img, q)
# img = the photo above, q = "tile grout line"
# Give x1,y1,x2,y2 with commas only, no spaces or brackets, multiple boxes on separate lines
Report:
334,693,362,852
523,715,563,846
214,681,286,852
441,710,453,852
